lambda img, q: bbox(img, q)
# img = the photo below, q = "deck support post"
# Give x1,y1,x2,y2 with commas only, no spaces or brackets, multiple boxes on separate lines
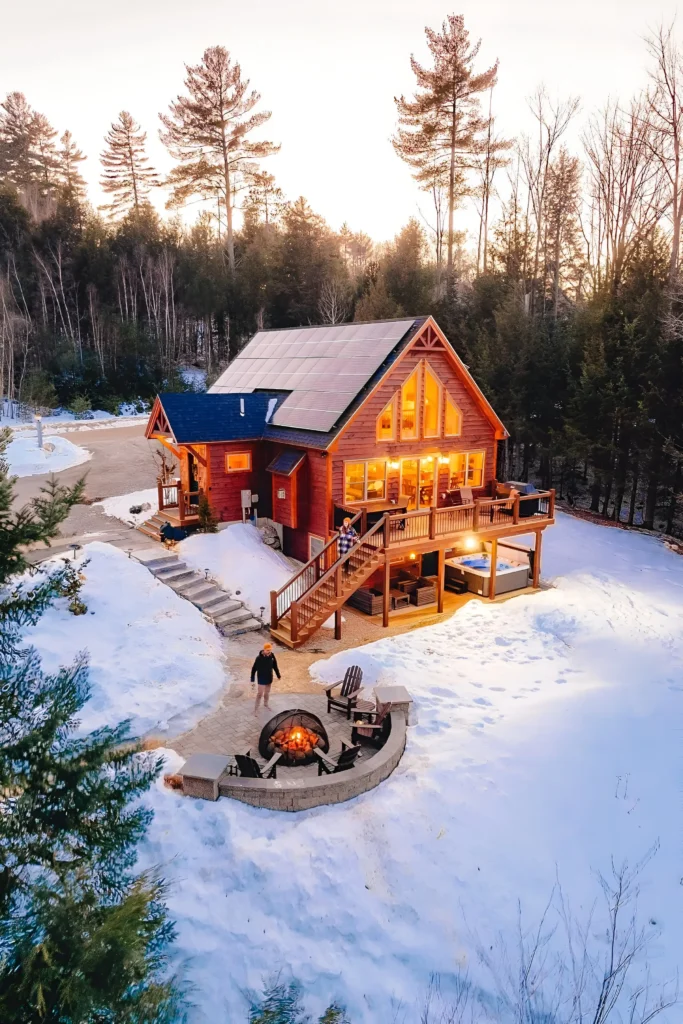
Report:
383,556,390,628
437,547,445,613
270,590,278,630
533,530,542,588
489,537,497,600
334,607,342,640
290,602,298,644
157,480,164,512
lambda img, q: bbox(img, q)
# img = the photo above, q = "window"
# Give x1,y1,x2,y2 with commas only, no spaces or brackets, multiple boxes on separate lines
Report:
448,451,485,490
376,396,396,441
344,460,387,503
401,369,419,439
423,365,442,438
225,451,251,473
445,394,462,436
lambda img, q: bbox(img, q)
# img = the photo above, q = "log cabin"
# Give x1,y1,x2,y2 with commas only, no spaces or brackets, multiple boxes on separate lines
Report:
145,316,555,647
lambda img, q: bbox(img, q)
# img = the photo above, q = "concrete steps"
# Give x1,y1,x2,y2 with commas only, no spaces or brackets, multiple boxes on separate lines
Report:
134,549,264,638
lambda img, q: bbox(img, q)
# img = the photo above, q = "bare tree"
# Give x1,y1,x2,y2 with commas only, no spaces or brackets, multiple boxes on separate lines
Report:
318,279,350,324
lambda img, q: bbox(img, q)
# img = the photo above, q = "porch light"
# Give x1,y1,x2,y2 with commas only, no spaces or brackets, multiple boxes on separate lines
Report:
389,460,400,470
409,552,416,560
463,535,478,551
438,455,449,465
423,455,433,463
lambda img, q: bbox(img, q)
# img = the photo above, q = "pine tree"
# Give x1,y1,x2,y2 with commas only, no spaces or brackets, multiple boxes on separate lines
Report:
160,45,279,273
57,129,88,204
197,492,218,532
100,111,159,218
0,434,181,1021
32,111,59,197
393,15,498,284
0,92,38,188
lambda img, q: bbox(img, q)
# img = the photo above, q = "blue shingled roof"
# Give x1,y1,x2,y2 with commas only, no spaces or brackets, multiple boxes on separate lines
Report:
157,393,281,444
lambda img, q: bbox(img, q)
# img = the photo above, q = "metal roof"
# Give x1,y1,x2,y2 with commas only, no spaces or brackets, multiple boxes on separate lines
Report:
209,319,420,432
266,451,306,476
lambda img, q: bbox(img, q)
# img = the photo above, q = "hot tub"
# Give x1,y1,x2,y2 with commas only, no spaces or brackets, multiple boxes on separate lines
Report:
445,553,529,597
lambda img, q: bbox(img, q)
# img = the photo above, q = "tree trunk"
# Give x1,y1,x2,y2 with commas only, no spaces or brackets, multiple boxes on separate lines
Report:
627,462,639,526
590,478,601,513
643,464,659,531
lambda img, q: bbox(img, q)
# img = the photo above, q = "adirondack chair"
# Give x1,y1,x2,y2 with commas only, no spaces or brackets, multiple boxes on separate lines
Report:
325,665,363,719
234,750,281,780
316,742,362,776
351,701,391,749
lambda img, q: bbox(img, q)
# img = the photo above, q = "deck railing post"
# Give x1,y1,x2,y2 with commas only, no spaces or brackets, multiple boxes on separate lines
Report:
513,493,520,525
549,489,556,519
383,513,390,550
157,480,164,511
178,489,185,525
335,564,342,598
473,501,480,533
429,507,436,540
361,508,368,536
270,590,278,630
290,601,299,643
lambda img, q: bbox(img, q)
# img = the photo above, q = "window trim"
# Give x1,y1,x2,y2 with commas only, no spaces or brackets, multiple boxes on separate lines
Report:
225,451,252,473
376,394,397,442
444,392,462,437
343,459,387,504
422,362,443,439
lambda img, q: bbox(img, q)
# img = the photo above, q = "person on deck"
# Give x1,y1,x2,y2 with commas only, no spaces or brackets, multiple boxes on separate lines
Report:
338,517,359,574
251,642,281,714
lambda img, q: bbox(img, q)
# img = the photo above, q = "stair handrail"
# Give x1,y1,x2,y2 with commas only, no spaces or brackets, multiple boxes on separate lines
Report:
289,514,387,641
270,510,363,628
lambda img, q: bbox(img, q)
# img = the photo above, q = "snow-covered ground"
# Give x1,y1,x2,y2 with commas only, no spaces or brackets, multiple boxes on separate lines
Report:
1,398,148,429
179,523,294,617
24,543,226,737
135,513,683,1021
95,488,158,528
5,433,92,477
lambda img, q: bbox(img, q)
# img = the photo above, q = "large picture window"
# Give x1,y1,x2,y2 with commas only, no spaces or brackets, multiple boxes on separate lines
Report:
401,369,419,439
444,394,462,436
423,365,442,438
448,450,485,489
344,460,387,503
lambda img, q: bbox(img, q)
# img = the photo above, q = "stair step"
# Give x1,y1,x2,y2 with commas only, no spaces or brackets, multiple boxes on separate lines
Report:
152,561,188,575
175,582,217,602
141,555,178,569
197,595,241,615
137,524,161,540
214,607,253,626
158,570,197,587
220,617,263,636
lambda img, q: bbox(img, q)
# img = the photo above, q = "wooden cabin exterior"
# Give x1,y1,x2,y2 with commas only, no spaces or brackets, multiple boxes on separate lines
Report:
145,316,555,647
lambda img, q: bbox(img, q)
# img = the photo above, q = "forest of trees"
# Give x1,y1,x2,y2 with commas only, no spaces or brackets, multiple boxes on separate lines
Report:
1,22,683,534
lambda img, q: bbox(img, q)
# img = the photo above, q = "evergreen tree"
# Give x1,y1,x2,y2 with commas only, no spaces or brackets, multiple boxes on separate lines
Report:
56,130,88,204
197,492,218,532
100,111,159,218
160,45,279,273
393,15,498,283
0,92,38,189
0,439,181,1021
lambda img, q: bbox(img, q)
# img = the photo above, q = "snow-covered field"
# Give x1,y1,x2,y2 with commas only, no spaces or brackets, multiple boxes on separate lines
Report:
5,433,92,477
136,514,683,1021
1,398,148,429
24,543,226,737
179,523,294,617
95,488,158,527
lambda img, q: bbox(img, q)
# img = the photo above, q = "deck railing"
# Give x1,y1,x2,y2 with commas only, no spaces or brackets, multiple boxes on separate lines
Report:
271,510,363,627
156,481,201,526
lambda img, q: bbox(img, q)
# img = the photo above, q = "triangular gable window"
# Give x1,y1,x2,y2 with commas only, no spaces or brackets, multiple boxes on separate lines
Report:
445,393,462,436
376,395,396,441
423,364,442,438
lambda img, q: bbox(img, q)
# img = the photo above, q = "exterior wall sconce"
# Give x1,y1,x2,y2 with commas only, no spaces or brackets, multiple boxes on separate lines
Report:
438,455,449,465
389,460,400,470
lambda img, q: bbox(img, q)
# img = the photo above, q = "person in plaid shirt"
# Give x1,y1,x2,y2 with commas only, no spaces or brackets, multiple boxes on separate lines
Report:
338,517,359,574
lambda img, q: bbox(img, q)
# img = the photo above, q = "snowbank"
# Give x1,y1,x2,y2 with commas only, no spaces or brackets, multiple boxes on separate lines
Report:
24,542,226,737
137,513,683,1022
95,488,158,527
1,399,148,429
179,523,294,617
5,433,92,477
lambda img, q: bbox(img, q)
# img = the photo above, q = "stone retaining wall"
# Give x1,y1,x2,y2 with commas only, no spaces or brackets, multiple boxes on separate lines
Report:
215,711,406,811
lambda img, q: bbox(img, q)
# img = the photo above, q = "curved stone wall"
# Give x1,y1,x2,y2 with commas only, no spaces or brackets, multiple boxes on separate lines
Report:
217,711,407,811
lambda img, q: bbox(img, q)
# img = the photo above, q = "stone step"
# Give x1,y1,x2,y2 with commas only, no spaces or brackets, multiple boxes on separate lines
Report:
140,555,179,570
197,596,242,616
213,606,254,627
220,617,263,636
175,582,218,603
152,562,190,578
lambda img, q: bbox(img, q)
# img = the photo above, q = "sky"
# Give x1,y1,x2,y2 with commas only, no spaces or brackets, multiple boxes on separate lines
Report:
0,0,679,244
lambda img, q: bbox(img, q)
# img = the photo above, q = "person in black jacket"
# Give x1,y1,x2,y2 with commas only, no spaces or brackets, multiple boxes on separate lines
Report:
251,642,281,714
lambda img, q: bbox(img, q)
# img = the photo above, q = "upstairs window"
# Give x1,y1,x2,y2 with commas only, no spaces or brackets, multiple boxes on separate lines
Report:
445,394,462,436
423,365,442,438
344,460,387,503
376,396,396,441
225,451,251,473
401,369,419,439
448,450,485,489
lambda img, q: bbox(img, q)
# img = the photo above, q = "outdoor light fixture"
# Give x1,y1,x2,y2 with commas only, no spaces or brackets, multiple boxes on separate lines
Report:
463,535,478,551
409,552,416,560
389,460,400,470
438,455,449,465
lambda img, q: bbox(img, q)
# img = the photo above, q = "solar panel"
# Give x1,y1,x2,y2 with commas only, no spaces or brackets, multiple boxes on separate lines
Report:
209,319,418,431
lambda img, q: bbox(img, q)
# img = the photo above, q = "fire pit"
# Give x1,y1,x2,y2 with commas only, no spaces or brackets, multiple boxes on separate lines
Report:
259,709,329,768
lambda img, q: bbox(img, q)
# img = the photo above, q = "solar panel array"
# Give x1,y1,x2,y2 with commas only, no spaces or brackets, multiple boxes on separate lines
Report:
208,320,417,431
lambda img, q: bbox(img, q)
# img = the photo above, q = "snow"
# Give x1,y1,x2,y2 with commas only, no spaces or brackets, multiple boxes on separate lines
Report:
95,488,158,528
5,432,92,477
179,523,294,617
178,366,207,391
135,513,683,1022
0,398,148,428
24,542,226,738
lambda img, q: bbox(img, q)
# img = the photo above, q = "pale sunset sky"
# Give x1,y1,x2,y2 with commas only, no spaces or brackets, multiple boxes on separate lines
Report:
0,0,678,243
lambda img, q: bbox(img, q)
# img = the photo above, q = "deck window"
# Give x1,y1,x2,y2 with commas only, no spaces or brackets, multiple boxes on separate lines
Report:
423,365,442,438
225,451,252,473
376,396,396,441
401,369,419,439
445,394,462,436
448,450,485,490
344,460,387,503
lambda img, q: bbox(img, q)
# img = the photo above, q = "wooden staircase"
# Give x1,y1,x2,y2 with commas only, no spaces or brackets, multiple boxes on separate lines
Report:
270,513,387,649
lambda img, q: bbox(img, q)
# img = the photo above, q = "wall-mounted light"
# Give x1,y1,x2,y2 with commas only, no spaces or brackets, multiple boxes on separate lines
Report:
409,552,416,560
438,455,449,465
389,460,400,470
423,455,433,463
463,535,478,551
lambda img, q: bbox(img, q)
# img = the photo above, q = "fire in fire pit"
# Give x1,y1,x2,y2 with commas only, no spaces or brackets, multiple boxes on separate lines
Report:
259,709,330,768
